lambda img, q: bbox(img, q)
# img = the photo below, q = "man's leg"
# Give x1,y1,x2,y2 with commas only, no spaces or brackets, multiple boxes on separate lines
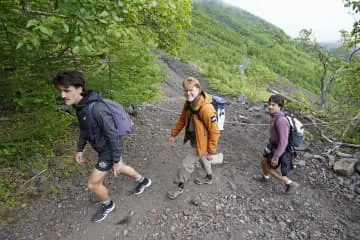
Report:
175,148,199,184
116,159,151,195
264,151,299,194
88,169,115,223
267,168,289,183
168,148,198,199
263,154,290,183
195,153,219,185
254,156,271,183
280,151,299,194
116,159,141,178
261,156,270,177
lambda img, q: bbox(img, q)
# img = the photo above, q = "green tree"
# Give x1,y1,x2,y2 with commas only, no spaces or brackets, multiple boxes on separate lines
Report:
296,29,343,109
0,0,193,167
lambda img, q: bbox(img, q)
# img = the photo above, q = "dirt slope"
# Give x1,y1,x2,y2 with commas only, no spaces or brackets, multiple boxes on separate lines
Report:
1,54,359,240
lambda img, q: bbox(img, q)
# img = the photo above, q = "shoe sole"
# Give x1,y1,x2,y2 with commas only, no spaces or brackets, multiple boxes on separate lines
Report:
194,179,213,185
92,203,115,223
167,191,183,199
286,183,300,194
253,176,270,184
134,179,152,195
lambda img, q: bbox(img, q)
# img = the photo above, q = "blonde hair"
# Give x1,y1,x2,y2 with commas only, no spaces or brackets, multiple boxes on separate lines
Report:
182,76,201,89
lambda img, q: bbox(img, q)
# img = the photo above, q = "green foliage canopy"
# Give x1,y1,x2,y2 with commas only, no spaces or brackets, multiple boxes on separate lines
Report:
0,0,192,168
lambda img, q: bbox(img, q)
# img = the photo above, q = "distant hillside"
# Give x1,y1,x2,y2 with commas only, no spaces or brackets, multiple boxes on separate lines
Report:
321,41,342,50
321,41,349,59
178,0,322,98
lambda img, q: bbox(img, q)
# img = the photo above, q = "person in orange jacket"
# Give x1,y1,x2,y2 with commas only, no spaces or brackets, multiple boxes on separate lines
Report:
167,77,223,199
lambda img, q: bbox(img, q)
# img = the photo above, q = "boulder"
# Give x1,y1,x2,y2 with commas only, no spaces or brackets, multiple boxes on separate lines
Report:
353,152,360,160
355,160,360,175
333,158,358,176
238,94,248,104
248,105,263,112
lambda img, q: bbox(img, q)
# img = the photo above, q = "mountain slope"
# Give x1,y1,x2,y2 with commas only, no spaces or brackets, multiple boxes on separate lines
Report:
178,0,321,98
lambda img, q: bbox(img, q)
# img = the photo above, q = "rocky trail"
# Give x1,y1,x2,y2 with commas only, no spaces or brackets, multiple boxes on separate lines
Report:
1,54,360,240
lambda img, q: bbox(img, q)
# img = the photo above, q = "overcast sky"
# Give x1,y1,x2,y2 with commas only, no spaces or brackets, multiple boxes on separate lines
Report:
222,0,355,42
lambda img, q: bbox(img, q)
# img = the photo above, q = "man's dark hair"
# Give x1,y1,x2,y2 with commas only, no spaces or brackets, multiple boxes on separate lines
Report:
53,70,86,93
268,94,285,108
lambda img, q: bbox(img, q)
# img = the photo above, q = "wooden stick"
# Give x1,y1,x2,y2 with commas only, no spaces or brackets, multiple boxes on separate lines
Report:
21,169,47,188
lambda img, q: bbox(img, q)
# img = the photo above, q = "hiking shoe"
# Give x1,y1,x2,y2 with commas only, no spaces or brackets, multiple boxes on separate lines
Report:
167,188,184,199
285,182,300,194
194,176,213,185
254,175,270,184
134,178,152,195
91,201,115,223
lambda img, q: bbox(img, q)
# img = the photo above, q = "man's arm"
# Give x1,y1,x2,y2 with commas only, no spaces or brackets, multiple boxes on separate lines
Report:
170,103,188,138
76,126,87,153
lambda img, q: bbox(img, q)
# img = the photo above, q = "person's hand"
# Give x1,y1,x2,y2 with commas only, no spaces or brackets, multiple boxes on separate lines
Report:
169,136,176,145
75,152,86,165
271,158,278,167
113,161,122,177
206,153,215,161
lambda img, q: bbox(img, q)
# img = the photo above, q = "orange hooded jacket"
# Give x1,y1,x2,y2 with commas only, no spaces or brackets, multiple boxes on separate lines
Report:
171,92,220,157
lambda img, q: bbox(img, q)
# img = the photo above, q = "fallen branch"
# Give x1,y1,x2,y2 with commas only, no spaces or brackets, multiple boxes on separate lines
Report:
306,115,360,148
21,169,47,188
337,142,360,148
335,151,353,158
23,7,69,18
199,219,213,230
307,115,334,143
267,88,306,105
322,169,327,182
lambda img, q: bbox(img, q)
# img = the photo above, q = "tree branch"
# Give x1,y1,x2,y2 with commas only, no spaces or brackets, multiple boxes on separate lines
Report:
23,7,68,18
349,47,360,61
306,115,360,148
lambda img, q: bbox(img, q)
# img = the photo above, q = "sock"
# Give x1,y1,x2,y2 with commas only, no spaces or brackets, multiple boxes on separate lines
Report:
263,175,270,179
136,176,144,183
286,180,292,185
206,174,212,180
103,199,112,206
178,182,184,189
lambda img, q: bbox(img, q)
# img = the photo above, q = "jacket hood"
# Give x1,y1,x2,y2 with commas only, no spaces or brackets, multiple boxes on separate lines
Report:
74,90,102,109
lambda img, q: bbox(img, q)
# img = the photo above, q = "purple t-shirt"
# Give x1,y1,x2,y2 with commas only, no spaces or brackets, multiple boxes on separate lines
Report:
268,111,290,160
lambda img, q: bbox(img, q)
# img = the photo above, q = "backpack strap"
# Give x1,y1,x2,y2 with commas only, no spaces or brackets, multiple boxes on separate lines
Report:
288,116,298,133
189,104,209,122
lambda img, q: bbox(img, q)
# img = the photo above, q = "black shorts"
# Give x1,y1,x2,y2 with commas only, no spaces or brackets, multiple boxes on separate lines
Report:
96,151,113,172
263,148,293,176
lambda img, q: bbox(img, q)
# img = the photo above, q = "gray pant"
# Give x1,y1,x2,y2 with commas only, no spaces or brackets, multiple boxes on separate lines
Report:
174,148,223,184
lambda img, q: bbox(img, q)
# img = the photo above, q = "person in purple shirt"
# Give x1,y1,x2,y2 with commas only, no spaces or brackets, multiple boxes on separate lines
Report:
256,94,299,194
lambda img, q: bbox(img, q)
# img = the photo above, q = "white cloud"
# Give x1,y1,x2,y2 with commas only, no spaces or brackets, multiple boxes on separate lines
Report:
222,0,355,42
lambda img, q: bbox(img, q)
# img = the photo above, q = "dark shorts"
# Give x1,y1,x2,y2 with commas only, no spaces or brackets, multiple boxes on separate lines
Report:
263,148,293,176
96,151,113,172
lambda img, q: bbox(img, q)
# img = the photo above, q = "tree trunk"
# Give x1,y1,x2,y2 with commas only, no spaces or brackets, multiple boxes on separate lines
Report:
320,61,327,109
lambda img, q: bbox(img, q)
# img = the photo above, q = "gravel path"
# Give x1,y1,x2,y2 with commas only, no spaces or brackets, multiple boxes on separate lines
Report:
1,53,359,240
